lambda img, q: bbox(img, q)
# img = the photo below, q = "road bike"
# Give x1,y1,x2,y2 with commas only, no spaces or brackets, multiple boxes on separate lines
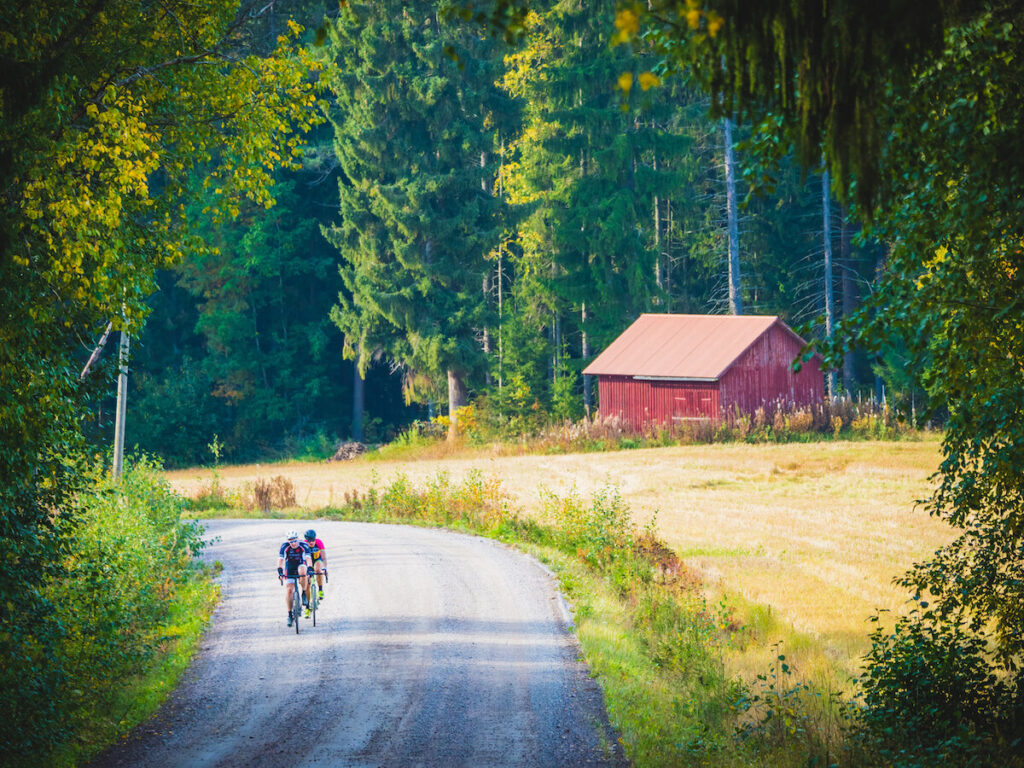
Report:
280,572,305,634
308,568,328,627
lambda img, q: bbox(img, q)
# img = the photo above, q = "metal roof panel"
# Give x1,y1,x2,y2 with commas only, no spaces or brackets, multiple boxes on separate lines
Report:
582,314,786,379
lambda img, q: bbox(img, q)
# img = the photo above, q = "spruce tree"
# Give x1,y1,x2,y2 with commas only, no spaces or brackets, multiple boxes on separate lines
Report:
501,0,700,414
322,1,511,438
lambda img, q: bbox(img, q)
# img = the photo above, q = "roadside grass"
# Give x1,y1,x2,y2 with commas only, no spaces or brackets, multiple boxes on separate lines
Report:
17,459,223,768
184,468,881,766
58,571,220,767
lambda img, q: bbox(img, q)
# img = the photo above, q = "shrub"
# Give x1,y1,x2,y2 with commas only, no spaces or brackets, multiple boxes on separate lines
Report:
856,607,1023,767
24,457,210,765
247,475,296,512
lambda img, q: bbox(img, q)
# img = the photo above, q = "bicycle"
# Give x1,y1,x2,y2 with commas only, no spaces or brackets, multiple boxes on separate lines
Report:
280,571,305,634
308,568,328,627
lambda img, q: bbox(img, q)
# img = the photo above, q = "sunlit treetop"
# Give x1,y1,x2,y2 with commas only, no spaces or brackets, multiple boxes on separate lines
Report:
0,0,322,336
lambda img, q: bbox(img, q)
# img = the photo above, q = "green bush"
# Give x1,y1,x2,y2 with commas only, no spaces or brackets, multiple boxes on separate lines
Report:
1,456,208,767
856,606,1023,767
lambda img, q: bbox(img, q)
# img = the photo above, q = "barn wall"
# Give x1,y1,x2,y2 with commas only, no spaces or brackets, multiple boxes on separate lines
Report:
719,323,824,412
597,376,719,427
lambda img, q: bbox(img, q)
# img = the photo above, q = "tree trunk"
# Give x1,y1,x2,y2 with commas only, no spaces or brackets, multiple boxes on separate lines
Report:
581,303,591,417
840,213,857,393
874,246,889,404
822,168,836,399
447,368,468,442
352,362,365,442
653,153,662,300
723,117,743,315
482,272,492,387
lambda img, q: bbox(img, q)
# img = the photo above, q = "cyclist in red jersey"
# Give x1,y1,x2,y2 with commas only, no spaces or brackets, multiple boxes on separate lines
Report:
304,529,328,603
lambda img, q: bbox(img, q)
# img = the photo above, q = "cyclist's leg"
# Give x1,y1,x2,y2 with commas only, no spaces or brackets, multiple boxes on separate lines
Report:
314,561,324,596
285,564,300,621
300,565,310,608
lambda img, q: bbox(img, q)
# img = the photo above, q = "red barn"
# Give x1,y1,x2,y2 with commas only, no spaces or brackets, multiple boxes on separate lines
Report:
582,314,824,427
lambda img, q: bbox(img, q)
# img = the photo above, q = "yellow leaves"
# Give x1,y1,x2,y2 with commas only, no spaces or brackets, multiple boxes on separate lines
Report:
638,72,660,91
5,0,323,331
707,11,725,36
617,71,660,99
680,1,725,37
684,2,701,30
612,7,641,46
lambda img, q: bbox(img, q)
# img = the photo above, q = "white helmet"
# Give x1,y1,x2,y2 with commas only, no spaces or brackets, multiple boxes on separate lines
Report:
286,529,299,541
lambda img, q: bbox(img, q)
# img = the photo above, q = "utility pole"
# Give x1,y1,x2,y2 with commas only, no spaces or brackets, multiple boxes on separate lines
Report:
112,327,130,479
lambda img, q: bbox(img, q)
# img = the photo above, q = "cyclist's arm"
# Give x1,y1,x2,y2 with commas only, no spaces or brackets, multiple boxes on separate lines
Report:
302,542,313,570
317,540,327,568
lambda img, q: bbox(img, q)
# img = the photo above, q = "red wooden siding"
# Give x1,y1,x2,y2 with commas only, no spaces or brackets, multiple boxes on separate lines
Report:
597,376,720,425
719,323,824,412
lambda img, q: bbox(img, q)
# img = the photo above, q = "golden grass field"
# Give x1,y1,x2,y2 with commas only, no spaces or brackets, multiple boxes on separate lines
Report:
167,436,950,681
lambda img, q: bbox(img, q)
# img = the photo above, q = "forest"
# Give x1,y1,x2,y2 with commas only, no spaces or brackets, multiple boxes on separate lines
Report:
2,0,1022,764
122,0,890,467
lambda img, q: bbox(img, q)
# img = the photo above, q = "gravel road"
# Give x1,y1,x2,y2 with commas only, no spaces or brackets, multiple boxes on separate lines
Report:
88,520,625,767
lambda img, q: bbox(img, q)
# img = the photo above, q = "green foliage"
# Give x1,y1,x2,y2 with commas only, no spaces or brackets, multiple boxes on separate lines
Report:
1,3,319,756
541,484,649,591
129,169,366,466
857,607,1023,767
1,457,211,765
322,0,513,421
817,13,1024,759
551,363,585,423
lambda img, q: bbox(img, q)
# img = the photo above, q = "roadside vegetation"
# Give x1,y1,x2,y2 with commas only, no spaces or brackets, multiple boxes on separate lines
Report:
4,459,216,768
178,435,997,767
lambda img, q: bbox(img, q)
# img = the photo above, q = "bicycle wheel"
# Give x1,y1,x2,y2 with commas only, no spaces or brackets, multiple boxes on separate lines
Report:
292,581,301,635
310,575,318,627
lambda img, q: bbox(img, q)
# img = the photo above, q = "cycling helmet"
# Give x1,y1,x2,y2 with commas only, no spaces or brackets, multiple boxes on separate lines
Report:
286,529,299,541
304,529,316,541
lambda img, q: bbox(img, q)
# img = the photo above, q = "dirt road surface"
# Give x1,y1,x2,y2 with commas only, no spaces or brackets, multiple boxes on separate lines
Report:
89,520,624,768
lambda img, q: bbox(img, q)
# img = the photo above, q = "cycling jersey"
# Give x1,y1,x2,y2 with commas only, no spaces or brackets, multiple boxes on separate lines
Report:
306,538,326,563
279,540,312,576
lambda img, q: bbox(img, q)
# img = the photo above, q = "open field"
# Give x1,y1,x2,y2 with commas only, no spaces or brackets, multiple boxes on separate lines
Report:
168,437,949,679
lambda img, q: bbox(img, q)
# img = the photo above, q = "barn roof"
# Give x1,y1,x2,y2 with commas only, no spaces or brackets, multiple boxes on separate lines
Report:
582,313,808,380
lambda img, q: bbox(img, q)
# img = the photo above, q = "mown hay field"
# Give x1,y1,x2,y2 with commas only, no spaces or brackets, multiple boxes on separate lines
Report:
167,437,949,678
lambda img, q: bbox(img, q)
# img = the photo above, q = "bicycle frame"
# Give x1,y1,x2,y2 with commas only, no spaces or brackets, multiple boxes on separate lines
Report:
283,573,304,634
308,567,328,627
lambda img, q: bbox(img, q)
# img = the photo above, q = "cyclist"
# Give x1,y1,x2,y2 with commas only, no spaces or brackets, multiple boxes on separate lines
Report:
277,529,312,627
304,529,328,604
